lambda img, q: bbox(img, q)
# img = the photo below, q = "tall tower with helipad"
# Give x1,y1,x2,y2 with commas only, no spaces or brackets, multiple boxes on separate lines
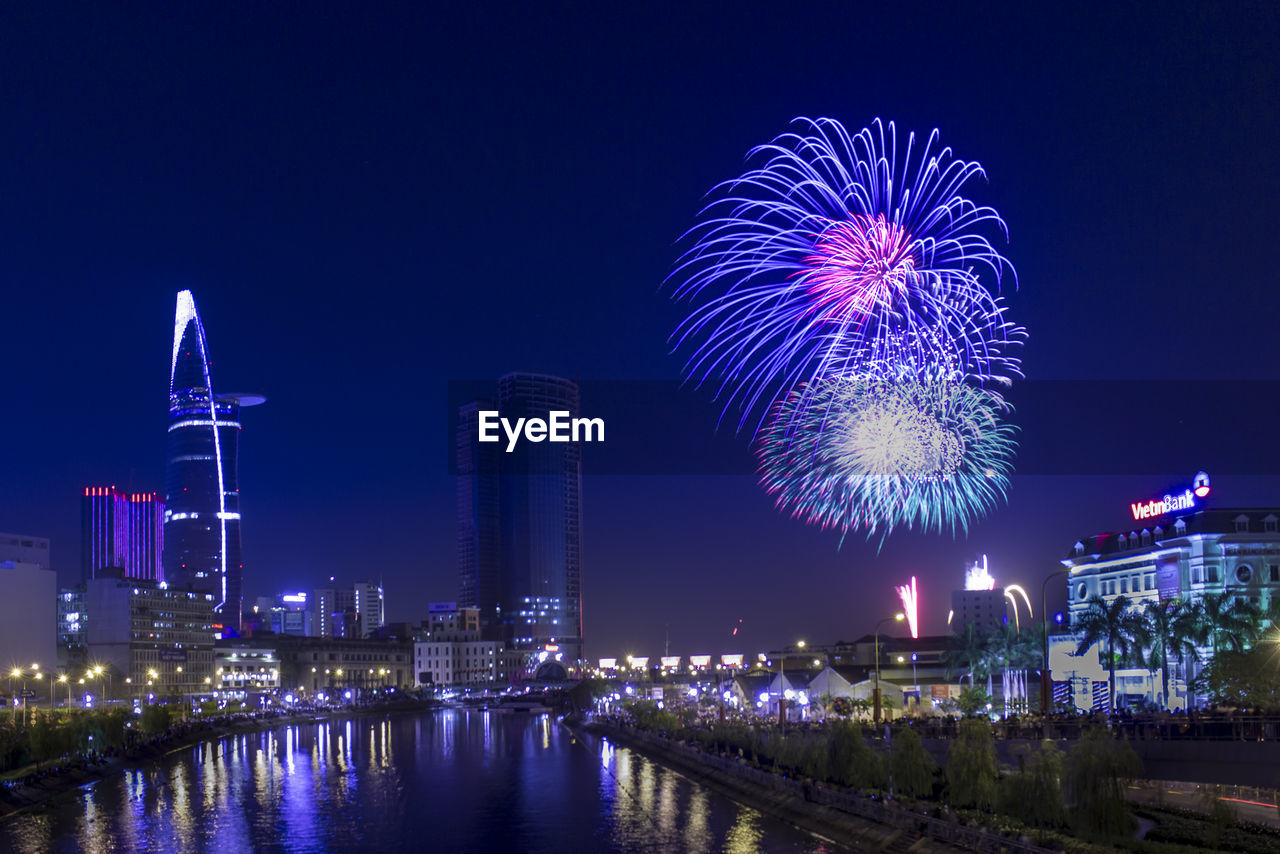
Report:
162,290,264,635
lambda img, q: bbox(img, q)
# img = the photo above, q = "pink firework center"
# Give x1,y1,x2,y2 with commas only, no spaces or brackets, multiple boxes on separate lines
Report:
804,214,918,323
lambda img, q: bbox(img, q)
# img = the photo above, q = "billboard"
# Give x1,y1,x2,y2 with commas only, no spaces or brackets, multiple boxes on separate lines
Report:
1157,556,1181,601
428,601,457,614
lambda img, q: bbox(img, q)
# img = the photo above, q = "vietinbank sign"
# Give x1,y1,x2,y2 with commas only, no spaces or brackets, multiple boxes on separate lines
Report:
1130,471,1211,520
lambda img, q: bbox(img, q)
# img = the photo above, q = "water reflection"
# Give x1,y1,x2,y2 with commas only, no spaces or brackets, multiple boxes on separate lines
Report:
0,712,832,853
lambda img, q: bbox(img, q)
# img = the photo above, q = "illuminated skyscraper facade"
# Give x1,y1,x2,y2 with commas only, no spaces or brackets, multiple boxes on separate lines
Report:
457,373,584,665
162,290,263,634
81,486,164,582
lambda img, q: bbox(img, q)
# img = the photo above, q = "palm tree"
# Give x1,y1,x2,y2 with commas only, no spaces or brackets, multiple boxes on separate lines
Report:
1171,600,1206,708
1074,595,1144,712
945,621,993,691
1136,599,1182,709
988,622,1039,715
1247,597,1280,646
1199,591,1253,657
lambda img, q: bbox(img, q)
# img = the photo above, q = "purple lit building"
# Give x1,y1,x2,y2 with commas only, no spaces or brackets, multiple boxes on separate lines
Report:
80,486,164,582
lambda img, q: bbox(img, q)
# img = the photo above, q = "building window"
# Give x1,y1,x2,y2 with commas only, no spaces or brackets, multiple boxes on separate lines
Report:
1266,516,1278,533
1270,565,1279,583
1193,566,1202,584
1120,579,1128,594
1237,565,1254,584
1235,516,1249,533
1208,566,1220,583
1076,583,1087,600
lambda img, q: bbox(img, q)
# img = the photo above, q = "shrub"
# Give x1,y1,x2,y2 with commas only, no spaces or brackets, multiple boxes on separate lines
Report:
829,720,881,789
998,739,1066,828
888,726,936,799
1062,727,1141,840
946,718,998,809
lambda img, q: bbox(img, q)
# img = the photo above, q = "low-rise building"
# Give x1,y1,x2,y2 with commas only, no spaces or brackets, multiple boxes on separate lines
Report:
85,572,217,694
413,639,499,687
273,634,411,695
214,640,281,693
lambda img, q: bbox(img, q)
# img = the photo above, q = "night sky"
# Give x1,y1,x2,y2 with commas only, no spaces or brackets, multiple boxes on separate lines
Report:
2,3,1279,660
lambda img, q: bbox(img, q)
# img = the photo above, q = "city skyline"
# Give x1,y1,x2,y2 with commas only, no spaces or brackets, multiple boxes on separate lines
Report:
2,3,1279,658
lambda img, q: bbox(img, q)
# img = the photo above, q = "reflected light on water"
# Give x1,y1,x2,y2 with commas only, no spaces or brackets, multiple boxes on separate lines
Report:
0,713,831,854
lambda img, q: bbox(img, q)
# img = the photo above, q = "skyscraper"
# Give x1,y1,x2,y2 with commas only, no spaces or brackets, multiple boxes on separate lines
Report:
81,486,164,582
162,290,264,634
457,373,584,665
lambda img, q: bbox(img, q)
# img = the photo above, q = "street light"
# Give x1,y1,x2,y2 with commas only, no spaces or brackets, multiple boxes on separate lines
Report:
1041,569,1071,715
777,640,806,724
874,613,905,724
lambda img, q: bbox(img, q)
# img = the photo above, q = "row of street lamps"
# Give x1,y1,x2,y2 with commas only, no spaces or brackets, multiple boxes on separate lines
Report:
6,663,113,723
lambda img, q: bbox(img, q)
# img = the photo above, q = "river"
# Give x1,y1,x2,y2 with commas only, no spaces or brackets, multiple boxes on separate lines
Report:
0,710,837,853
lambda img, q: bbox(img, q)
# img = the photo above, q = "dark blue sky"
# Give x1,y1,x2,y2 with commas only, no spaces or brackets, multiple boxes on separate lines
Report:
2,2,1278,658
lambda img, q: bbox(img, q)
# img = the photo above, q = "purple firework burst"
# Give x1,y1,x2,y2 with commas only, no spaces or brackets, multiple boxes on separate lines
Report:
669,117,1024,433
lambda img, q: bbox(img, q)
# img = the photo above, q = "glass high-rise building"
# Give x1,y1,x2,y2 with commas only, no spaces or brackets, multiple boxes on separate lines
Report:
81,486,164,582
162,290,264,634
457,373,584,665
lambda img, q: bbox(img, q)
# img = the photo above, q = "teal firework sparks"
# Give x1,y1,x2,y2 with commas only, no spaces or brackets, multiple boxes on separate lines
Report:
756,369,1017,539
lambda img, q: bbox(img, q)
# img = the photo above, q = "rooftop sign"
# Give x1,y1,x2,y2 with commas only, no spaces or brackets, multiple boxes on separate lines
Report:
1130,471,1210,521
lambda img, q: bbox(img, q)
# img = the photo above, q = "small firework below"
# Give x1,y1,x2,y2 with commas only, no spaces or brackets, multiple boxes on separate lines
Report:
756,367,1016,539
896,576,920,639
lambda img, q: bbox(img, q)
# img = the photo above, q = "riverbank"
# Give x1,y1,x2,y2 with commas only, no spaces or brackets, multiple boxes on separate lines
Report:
578,719,1003,854
0,699,437,822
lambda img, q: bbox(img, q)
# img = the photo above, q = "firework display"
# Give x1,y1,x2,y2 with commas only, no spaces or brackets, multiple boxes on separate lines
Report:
670,116,1023,538
756,367,1016,538
670,117,1023,433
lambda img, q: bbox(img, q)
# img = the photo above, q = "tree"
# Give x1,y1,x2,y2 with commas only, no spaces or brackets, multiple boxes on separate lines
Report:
1199,591,1254,657
140,704,171,736
829,720,881,790
1246,596,1280,646
1194,645,1280,709
1074,595,1144,712
1062,727,1141,840
946,719,998,809
945,622,994,692
999,739,1066,828
956,685,992,717
988,621,1039,716
888,726,936,799
1172,600,1207,707
28,712,62,769
1135,599,1182,709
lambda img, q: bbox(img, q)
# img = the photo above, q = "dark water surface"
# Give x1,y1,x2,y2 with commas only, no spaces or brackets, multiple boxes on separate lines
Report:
0,711,836,853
